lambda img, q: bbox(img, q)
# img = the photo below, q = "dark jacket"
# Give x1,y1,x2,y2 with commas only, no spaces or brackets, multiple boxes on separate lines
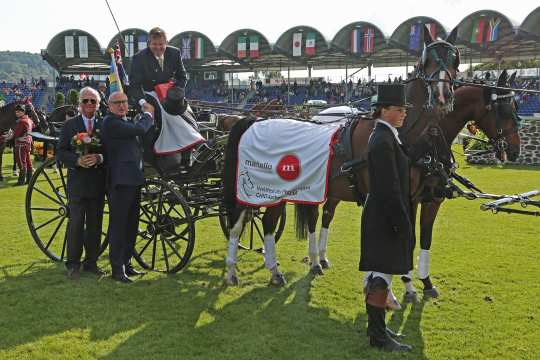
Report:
128,46,187,104
359,122,414,274
56,115,105,198
101,112,153,188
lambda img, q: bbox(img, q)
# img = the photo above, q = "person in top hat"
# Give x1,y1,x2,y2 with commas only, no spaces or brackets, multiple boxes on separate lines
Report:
359,83,414,352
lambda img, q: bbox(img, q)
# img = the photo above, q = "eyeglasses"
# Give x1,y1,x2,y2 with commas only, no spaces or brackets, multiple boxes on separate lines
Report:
110,100,128,105
81,98,97,104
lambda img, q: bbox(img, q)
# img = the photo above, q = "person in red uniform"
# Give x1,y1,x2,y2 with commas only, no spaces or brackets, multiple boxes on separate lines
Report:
11,104,34,185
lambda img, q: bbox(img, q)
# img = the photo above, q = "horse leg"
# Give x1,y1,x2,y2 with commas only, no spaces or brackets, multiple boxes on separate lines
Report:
319,198,340,269
306,205,323,275
225,209,247,286
417,201,442,298
263,204,286,287
0,143,4,180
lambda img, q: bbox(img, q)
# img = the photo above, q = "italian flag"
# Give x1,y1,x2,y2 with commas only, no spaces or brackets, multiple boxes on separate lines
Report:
470,18,485,44
237,36,247,58
249,35,259,58
305,32,316,56
194,37,205,59
292,33,302,57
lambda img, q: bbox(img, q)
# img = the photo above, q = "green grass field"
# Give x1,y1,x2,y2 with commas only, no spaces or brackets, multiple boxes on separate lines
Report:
0,149,539,360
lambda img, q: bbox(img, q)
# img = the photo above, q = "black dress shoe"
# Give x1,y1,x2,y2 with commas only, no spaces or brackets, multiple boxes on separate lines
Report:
83,266,106,276
370,335,412,352
67,268,81,280
125,266,145,276
112,273,133,283
386,327,404,339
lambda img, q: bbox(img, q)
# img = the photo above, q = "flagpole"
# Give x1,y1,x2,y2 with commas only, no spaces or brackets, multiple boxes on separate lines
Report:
104,0,125,53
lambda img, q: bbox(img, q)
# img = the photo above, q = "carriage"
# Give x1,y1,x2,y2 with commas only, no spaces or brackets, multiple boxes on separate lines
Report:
24,102,287,274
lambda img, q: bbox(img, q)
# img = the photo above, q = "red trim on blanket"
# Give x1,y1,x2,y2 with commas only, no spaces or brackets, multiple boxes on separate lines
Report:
153,139,206,155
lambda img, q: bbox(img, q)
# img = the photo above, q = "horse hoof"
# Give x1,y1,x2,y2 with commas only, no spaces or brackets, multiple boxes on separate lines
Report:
403,291,418,303
310,264,324,276
269,273,287,287
320,259,331,269
423,287,440,299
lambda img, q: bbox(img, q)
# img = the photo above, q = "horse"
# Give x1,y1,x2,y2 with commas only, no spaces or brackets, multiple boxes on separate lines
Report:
217,100,288,132
222,26,462,286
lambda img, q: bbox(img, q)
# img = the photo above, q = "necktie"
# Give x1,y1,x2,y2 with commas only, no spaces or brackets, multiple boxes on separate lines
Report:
158,57,164,70
87,118,93,134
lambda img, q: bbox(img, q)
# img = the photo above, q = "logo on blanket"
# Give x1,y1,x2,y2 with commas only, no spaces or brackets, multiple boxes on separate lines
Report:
277,154,300,181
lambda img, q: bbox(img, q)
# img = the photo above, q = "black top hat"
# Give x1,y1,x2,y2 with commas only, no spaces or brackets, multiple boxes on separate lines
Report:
14,104,25,112
371,84,412,108
162,86,187,116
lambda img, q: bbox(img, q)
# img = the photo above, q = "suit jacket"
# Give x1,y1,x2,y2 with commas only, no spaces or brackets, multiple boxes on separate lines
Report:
56,115,106,198
101,112,154,188
359,122,414,274
129,46,187,104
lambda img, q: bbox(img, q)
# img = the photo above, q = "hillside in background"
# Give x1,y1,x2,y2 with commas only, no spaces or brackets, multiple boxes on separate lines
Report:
0,51,53,82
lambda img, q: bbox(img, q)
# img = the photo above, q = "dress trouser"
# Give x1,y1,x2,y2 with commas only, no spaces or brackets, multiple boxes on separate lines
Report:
108,185,141,275
14,142,32,171
66,195,105,269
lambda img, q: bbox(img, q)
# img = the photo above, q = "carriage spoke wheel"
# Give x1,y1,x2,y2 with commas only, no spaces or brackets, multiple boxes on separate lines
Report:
133,179,195,273
219,206,286,252
25,158,109,261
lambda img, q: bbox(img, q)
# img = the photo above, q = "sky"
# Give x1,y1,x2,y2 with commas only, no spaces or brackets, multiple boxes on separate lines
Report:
2,0,538,81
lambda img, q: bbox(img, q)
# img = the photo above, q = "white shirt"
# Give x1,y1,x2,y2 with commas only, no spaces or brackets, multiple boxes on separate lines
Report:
375,118,402,145
81,114,95,133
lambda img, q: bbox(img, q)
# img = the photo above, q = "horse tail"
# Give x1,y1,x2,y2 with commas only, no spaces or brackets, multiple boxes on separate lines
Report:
223,117,255,225
294,204,310,240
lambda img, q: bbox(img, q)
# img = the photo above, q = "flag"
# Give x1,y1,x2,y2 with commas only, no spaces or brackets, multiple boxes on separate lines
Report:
409,23,421,50
124,34,134,57
363,27,374,53
292,33,302,57
350,27,362,55
471,18,486,43
181,38,191,60
305,32,316,56
426,23,437,40
108,51,123,94
78,36,88,58
65,36,74,58
237,36,247,58
194,37,205,59
486,17,501,42
114,41,129,86
137,34,147,51
249,35,259,58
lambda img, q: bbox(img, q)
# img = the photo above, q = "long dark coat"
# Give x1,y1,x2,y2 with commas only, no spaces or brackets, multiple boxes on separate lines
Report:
359,122,414,274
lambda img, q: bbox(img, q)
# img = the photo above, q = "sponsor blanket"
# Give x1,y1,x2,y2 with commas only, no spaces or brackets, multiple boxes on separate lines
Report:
237,118,340,206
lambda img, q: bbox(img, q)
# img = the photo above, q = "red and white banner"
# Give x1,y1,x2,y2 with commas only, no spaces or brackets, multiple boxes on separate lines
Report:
236,119,339,206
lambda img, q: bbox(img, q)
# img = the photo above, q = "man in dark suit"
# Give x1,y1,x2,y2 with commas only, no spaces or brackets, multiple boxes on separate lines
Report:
101,91,154,283
129,26,187,106
359,84,414,352
57,87,106,280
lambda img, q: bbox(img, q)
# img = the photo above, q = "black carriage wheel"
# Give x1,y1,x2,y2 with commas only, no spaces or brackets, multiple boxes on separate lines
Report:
26,158,109,262
132,179,195,273
219,206,286,251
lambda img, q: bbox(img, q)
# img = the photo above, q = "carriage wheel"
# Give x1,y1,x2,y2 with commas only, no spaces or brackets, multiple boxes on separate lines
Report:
25,158,109,262
133,179,195,273
219,206,286,251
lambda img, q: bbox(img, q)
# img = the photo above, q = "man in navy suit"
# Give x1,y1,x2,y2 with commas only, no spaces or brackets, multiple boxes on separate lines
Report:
129,26,187,106
101,91,154,283
57,87,106,280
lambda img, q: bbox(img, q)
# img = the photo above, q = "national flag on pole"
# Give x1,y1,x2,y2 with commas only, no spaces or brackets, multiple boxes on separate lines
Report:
292,33,302,57
78,36,88,58
363,27,374,53
305,32,316,56
471,18,486,43
114,41,129,87
65,36,74,58
350,27,362,55
237,36,247,58
108,51,123,94
249,35,259,58
426,23,437,40
486,17,501,42
181,38,191,60
194,37,205,59
409,23,421,50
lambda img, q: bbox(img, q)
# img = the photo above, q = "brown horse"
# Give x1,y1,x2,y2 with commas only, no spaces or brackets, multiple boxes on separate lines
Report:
217,99,287,132
222,27,462,286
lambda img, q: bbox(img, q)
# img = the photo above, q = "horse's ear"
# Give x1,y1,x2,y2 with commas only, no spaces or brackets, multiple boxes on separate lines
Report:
497,69,508,86
423,25,434,46
508,71,517,85
446,27,458,45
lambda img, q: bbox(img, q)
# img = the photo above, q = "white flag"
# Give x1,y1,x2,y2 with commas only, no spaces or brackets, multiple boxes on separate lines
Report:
65,36,74,58
292,33,302,57
78,36,88,58
124,34,134,57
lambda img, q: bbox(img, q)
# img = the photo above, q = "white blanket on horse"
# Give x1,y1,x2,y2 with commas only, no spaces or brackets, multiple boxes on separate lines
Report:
237,118,340,206
146,92,205,155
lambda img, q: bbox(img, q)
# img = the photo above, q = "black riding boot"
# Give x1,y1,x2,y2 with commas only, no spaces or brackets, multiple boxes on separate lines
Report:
365,277,412,352
25,169,33,185
16,171,26,186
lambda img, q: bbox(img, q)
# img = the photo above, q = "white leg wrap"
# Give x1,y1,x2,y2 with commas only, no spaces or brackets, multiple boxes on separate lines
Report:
263,234,277,270
417,249,430,279
404,279,417,294
318,227,329,260
225,211,245,267
371,272,393,286
308,232,319,265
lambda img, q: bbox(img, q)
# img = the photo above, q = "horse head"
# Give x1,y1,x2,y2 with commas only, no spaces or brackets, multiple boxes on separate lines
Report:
417,26,460,114
475,70,521,162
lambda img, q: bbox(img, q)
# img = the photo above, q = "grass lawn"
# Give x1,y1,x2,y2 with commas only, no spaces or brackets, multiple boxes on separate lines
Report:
0,149,539,359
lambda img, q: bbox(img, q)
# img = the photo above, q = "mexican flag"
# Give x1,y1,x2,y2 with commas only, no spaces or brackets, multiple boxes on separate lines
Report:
250,35,259,58
305,32,316,56
470,18,486,44
292,33,302,57
194,37,205,59
237,36,247,58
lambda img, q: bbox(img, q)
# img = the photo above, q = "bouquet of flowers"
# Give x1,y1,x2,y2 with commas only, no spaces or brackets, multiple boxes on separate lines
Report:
71,131,101,155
